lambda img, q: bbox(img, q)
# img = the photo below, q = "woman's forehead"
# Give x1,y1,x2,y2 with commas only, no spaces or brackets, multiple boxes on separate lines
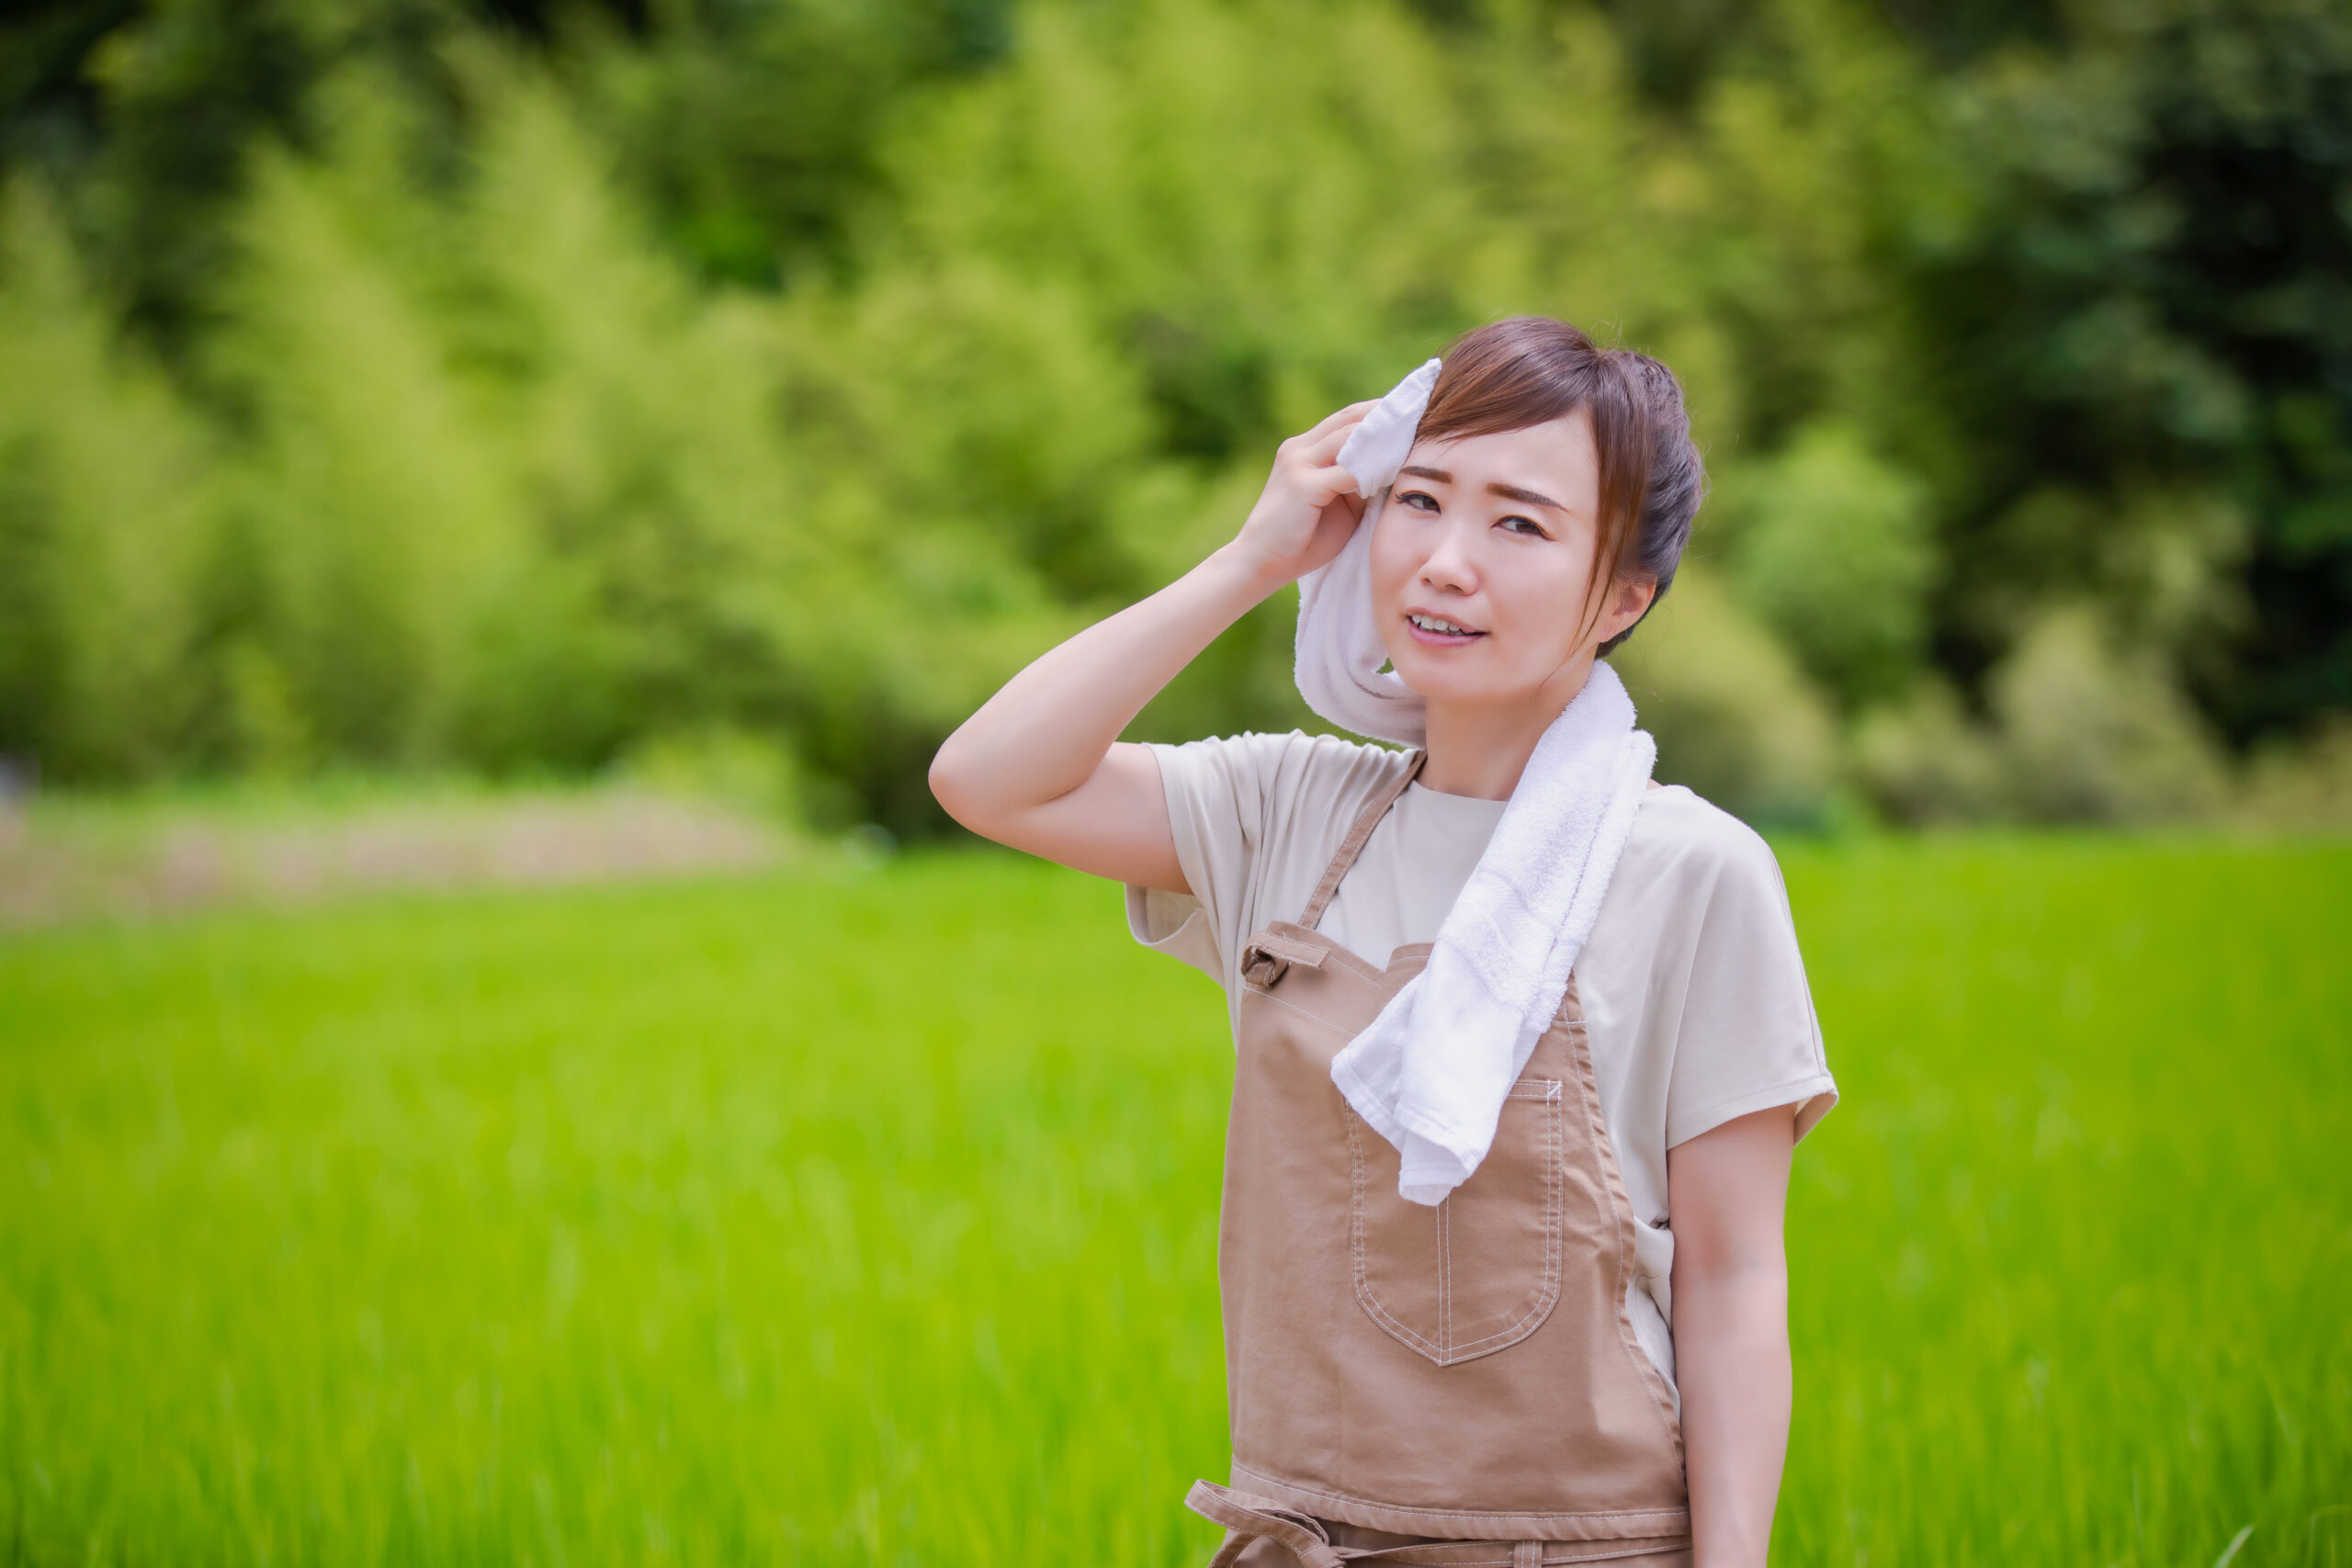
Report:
1407,413,1600,501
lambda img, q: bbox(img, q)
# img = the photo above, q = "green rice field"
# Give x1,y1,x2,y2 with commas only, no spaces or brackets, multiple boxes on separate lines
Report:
3,837,2347,1566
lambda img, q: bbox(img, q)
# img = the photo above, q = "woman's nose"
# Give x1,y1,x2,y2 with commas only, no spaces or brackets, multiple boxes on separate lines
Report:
1419,522,1479,593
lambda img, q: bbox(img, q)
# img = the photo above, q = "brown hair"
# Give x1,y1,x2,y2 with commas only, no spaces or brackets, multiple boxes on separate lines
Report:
1413,316,1703,653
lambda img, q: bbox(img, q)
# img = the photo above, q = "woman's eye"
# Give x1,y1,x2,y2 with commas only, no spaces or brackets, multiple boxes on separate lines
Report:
1499,513,1548,538
1397,490,1440,513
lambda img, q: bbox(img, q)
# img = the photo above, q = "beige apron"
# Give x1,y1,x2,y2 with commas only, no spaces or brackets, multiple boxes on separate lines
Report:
1185,751,1692,1567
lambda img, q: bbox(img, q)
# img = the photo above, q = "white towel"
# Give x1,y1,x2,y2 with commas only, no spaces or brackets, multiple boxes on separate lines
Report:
1296,357,1440,748
1306,358,1658,1205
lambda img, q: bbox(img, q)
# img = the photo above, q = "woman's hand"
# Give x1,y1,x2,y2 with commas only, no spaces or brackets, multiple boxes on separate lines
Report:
1228,400,1379,591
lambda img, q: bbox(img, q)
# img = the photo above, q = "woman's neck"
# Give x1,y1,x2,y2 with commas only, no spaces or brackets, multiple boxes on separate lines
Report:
1416,653,1597,800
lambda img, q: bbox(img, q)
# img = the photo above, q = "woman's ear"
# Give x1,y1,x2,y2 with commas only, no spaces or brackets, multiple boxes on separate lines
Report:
1597,576,1658,648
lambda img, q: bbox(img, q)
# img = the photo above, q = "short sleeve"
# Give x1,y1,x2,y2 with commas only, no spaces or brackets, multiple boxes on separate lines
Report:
1662,818,1838,1149
1124,731,1300,985
1124,882,1221,978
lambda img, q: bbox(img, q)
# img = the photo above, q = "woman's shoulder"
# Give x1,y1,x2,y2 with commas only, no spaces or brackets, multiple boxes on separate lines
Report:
1156,728,1414,807
1621,783,1790,900
1147,730,1419,934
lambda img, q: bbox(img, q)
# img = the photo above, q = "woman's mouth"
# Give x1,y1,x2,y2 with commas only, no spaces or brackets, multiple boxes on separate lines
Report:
1405,611,1486,646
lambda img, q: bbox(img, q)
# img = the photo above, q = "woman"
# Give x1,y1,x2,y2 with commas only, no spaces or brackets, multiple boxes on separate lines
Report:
930,317,1836,1568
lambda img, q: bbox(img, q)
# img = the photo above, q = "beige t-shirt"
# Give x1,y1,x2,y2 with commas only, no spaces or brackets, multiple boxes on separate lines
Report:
1124,729,1838,1396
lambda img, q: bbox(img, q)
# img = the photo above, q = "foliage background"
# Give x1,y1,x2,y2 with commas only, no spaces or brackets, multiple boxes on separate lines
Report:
5,11,2349,1565
2,0,2349,830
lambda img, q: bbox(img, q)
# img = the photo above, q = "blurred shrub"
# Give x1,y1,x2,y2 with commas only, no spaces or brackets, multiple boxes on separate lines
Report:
2237,715,2352,830
1612,568,1838,826
1987,606,2229,825
617,726,820,825
1728,422,1933,710
1849,679,2007,827
1856,609,2232,827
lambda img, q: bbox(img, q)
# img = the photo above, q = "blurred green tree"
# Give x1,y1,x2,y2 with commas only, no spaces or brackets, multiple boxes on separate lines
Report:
0,178,210,779
0,0,2344,829
1908,0,2352,739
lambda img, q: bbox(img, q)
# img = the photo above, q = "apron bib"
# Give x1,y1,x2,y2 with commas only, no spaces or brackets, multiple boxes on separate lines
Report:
1188,751,1690,1566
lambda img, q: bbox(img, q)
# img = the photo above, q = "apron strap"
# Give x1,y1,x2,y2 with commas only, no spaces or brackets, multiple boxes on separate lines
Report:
1297,749,1427,932
1240,750,1427,989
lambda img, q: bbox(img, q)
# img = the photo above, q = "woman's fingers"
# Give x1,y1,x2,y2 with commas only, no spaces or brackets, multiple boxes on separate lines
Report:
1294,416,1375,492
1285,402,1377,479
1228,398,1385,584
1302,416,1368,469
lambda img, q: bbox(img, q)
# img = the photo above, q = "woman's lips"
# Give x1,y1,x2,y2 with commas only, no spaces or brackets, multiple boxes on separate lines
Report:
1404,612,1486,647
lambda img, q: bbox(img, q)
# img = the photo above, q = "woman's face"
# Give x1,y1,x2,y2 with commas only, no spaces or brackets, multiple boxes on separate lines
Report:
1368,409,1654,710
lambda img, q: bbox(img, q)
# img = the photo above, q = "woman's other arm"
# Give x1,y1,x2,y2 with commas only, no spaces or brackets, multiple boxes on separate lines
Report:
929,402,1372,892
1668,1104,1797,1568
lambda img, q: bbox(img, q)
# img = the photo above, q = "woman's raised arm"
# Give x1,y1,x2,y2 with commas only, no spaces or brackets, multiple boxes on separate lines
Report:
928,401,1374,892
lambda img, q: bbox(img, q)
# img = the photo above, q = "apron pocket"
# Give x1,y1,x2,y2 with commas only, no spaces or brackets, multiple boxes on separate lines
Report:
1345,1077,1565,1366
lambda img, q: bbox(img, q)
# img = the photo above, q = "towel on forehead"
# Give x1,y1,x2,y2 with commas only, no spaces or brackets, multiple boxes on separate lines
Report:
1298,356,1658,1205
1294,356,1441,747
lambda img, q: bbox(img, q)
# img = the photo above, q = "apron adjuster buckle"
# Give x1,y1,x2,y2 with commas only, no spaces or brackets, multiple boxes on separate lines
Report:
1243,934,1329,988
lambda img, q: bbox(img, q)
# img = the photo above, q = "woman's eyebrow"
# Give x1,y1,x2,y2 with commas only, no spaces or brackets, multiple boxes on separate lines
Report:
1488,481,1566,512
1397,465,1566,513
